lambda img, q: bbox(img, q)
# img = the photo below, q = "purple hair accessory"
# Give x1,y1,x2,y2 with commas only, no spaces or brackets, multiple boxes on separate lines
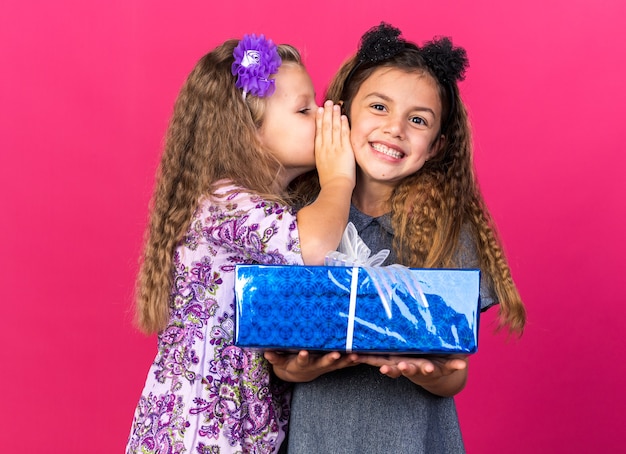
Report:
232,34,282,99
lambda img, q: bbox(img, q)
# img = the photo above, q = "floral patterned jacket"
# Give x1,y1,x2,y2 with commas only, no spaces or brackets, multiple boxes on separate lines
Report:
127,186,302,454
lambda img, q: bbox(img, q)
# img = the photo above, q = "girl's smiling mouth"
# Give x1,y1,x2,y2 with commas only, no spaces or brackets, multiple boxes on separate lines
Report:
371,142,405,159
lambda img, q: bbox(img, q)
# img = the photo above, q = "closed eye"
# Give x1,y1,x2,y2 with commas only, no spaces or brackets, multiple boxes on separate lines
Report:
298,108,312,114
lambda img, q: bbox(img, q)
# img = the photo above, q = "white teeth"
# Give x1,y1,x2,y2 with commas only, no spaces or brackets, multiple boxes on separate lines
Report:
372,143,403,159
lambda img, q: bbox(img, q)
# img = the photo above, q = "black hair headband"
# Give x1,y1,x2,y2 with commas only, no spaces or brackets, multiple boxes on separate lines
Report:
343,23,406,89
345,23,469,134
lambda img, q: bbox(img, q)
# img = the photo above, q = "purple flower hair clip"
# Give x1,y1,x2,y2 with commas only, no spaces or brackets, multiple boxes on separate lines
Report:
231,34,282,99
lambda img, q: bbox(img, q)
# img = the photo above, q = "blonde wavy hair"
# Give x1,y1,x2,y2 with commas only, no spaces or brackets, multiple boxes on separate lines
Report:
291,47,526,334
135,40,303,334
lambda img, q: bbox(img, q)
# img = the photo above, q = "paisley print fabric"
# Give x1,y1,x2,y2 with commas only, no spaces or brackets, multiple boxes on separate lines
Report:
126,187,302,453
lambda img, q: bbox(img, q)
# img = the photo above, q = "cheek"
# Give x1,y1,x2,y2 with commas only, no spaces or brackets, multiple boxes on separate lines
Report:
413,136,437,156
302,116,315,136
426,138,441,158
349,122,368,148
349,113,378,143
303,122,315,151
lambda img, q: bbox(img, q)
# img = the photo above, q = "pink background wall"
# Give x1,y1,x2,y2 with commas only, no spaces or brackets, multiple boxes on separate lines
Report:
2,0,625,452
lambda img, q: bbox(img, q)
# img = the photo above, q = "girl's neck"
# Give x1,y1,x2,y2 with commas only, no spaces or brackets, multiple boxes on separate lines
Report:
276,166,315,194
351,180,393,217
273,169,295,194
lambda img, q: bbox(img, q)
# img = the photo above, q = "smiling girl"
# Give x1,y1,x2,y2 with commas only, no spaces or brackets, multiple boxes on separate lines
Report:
271,24,526,454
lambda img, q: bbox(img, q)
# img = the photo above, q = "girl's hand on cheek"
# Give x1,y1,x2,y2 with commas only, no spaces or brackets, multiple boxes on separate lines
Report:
315,100,355,191
297,101,355,265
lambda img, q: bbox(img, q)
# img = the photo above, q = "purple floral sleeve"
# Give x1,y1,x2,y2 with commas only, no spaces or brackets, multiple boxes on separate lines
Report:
126,187,302,454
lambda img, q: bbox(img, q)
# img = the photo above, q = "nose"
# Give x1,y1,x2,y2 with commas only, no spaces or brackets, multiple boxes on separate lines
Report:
383,114,405,139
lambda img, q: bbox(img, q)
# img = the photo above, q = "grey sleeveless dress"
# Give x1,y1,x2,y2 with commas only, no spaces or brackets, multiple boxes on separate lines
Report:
284,205,495,454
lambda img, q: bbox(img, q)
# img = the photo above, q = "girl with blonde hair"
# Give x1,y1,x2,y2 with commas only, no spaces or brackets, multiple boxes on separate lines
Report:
126,34,354,453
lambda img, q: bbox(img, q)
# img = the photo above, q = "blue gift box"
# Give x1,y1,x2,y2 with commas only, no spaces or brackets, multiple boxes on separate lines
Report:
234,265,481,354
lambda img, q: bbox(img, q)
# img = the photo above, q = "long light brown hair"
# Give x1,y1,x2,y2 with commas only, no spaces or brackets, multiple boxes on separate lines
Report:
291,44,526,334
135,40,303,334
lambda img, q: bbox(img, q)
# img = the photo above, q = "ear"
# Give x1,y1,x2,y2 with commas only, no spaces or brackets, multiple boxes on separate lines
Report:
428,134,445,159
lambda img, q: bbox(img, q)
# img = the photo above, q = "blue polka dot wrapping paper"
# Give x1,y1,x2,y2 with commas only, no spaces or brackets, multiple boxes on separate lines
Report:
234,265,481,354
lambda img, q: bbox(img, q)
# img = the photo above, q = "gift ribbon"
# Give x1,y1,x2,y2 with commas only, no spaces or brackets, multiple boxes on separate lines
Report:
343,266,429,352
346,267,359,352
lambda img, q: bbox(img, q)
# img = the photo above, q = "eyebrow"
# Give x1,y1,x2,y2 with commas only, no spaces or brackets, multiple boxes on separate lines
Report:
295,93,316,103
365,92,437,117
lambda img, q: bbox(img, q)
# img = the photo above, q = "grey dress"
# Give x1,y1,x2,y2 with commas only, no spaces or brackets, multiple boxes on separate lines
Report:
284,205,496,454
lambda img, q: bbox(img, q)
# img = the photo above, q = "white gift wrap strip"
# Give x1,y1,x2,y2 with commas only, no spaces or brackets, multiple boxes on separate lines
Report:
346,267,359,352
344,266,429,352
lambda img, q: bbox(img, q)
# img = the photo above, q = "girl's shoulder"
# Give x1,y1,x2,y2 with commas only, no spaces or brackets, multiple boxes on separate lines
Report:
454,223,478,264
196,183,295,223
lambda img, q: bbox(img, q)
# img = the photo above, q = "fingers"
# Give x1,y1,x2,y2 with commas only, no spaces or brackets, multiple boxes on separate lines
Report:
341,113,351,144
444,357,468,373
430,355,468,374
311,351,358,371
315,100,334,150
263,350,280,364
332,102,342,145
295,350,352,369
315,102,330,148
264,350,298,367
265,349,358,381
379,359,430,378
315,100,348,150
316,351,340,366
358,355,468,380
381,361,425,378
314,99,355,190
266,349,465,384
356,354,394,368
